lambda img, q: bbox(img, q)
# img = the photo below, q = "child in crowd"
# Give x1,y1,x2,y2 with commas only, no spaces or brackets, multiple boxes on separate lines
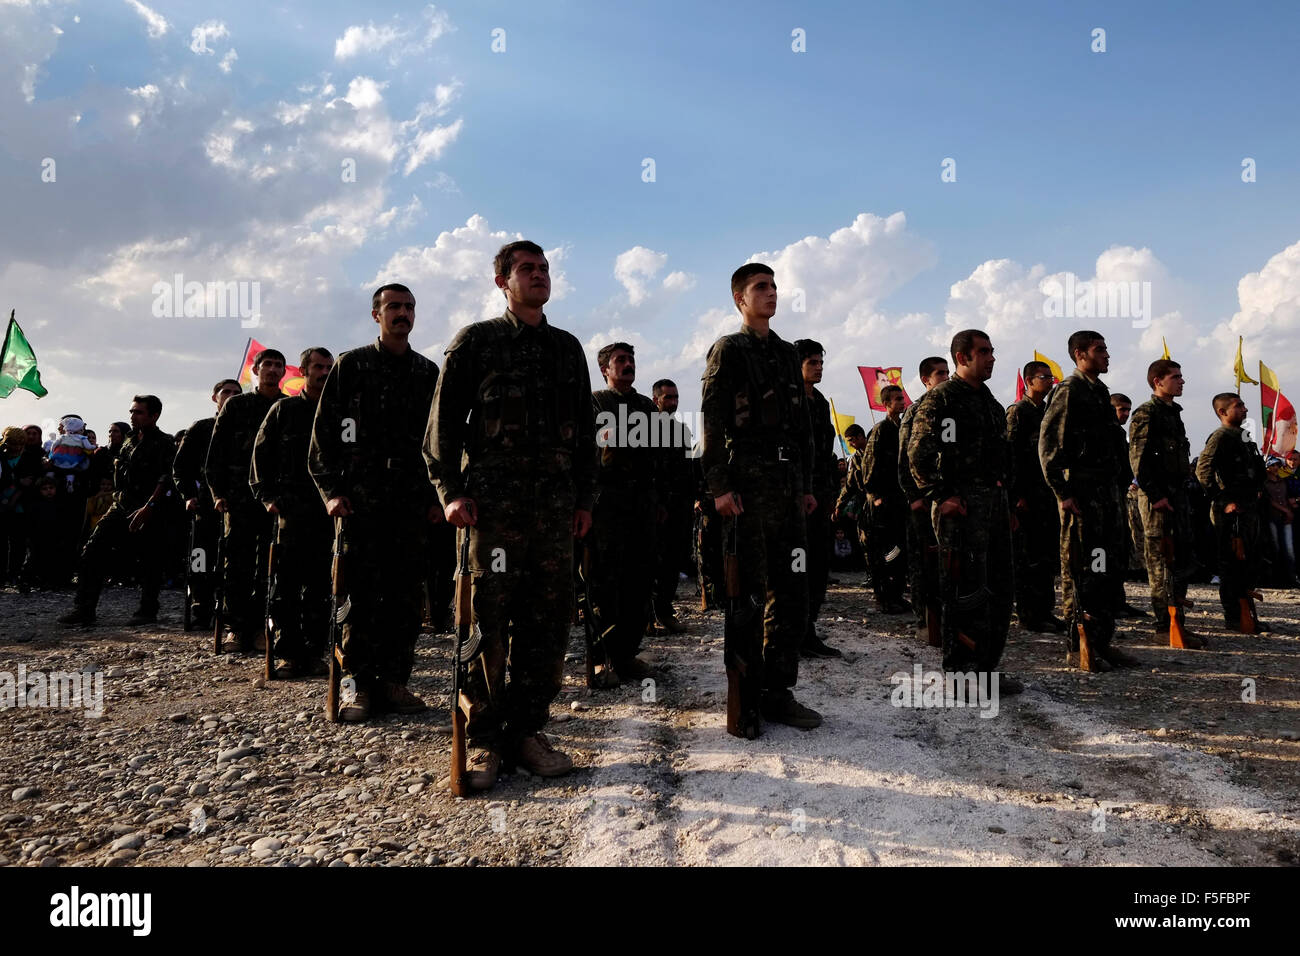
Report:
19,476,60,591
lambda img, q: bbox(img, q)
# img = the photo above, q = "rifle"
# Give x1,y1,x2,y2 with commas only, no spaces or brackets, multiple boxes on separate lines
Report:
1230,512,1261,634
1159,529,1195,648
183,513,196,632
211,529,226,654
724,513,762,740
577,543,617,688
1063,510,1104,671
262,525,277,681
325,519,350,721
450,530,482,796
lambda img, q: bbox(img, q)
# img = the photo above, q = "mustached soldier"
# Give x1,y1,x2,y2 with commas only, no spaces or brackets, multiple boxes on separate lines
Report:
649,378,696,632
898,356,950,637
701,262,821,732
310,285,442,721
252,347,335,677
1128,359,1197,651
427,240,597,789
172,378,242,629
588,341,666,685
1006,360,1062,632
907,330,1021,694
794,339,842,658
1039,331,1125,671
206,349,285,652
1196,392,1269,633
59,395,173,627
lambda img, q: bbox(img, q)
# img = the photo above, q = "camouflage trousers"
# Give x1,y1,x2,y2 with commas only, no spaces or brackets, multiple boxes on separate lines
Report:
339,508,429,688
220,501,275,641
1211,505,1262,623
589,485,657,666
1137,489,1193,629
185,508,221,621
462,473,575,750
863,498,907,607
933,489,1013,673
906,502,939,629
268,509,333,663
1127,486,1146,573
694,502,722,611
73,503,166,614
805,502,833,642
652,500,694,623
1012,493,1059,625
727,461,806,698
1059,484,1123,652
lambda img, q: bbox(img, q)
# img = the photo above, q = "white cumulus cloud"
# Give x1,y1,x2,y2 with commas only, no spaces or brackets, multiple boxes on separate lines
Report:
123,0,168,39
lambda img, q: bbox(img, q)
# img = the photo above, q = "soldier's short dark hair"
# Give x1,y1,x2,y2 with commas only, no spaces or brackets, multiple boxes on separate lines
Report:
1212,392,1241,415
597,342,635,371
1024,361,1050,382
212,378,241,396
132,394,162,418
1110,393,1131,407
371,283,414,311
652,379,676,396
950,329,990,365
1067,330,1105,364
299,347,334,370
731,263,774,298
919,356,947,380
794,339,824,362
844,424,866,440
1147,359,1181,391
494,241,546,278
880,384,904,403
252,348,286,369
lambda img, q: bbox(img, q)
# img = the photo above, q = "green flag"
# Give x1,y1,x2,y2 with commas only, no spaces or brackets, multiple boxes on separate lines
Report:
0,311,48,399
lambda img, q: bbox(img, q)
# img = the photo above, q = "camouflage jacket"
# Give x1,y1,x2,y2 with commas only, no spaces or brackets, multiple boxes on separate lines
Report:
700,324,812,498
908,376,1010,502
116,425,176,511
1128,396,1190,503
1195,425,1265,507
425,311,596,510
206,390,281,505
1005,398,1051,502
173,416,215,505
252,393,327,518
1039,370,1120,501
592,386,665,504
310,340,440,514
897,401,923,503
807,386,839,506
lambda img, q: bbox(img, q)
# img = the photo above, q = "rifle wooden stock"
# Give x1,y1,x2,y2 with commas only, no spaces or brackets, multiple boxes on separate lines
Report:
183,515,195,632
263,540,276,681
211,532,225,654
925,604,942,647
449,533,472,797
1077,617,1099,672
325,533,344,723
1238,597,1256,635
1168,605,1188,649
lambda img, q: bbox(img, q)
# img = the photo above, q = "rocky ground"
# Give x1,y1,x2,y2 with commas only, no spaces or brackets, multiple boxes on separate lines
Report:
1,573,1299,868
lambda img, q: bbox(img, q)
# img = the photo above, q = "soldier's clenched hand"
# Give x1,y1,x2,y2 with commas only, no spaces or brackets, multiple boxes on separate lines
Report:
804,494,817,515
573,508,592,538
326,495,353,518
714,492,743,517
445,497,477,527
938,496,967,518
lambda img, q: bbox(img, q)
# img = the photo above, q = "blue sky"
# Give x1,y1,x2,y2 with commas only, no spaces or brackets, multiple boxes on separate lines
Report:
2,0,1298,444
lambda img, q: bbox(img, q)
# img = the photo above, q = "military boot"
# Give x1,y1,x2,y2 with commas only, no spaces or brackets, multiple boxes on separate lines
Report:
516,734,573,777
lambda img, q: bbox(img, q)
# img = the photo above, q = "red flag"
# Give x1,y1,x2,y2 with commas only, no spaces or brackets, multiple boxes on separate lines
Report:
237,338,302,397
1015,368,1026,402
857,366,913,412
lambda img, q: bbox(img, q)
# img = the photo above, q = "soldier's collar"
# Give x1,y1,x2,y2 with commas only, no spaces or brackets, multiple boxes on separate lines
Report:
504,309,548,336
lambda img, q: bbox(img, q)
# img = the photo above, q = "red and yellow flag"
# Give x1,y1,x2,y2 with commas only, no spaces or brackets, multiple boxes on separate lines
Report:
1259,361,1296,458
857,366,912,411
237,338,302,397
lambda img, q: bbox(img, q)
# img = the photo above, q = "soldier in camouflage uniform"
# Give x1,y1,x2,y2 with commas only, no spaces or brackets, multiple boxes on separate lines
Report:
649,378,696,633
587,341,666,685
1006,360,1062,632
1129,360,1198,649
59,395,174,627
849,385,910,613
1196,392,1268,632
1110,393,1147,618
1039,331,1127,670
252,348,335,677
172,378,242,628
898,357,949,636
311,285,442,722
907,331,1020,693
794,339,842,658
426,241,596,788
701,263,821,731
205,349,285,651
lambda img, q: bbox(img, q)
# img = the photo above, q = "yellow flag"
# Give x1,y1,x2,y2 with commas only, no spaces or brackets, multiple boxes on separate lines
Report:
1033,350,1064,383
1234,336,1258,391
828,397,854,457
1161,337,1171,360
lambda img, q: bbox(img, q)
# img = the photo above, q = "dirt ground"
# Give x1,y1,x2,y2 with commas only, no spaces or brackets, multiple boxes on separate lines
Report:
1,572,1298,867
